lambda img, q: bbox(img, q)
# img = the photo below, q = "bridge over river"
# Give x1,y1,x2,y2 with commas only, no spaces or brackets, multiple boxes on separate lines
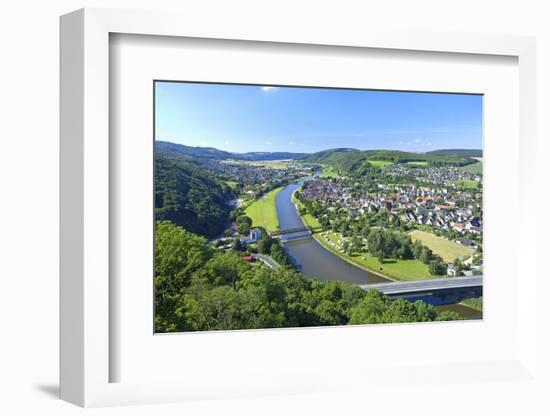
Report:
360,275,483,296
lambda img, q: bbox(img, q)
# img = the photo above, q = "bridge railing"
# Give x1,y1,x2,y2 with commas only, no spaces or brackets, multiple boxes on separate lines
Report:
270,226,313,236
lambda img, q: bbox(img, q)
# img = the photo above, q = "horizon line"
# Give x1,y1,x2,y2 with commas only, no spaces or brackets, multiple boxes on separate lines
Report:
155,139,482,155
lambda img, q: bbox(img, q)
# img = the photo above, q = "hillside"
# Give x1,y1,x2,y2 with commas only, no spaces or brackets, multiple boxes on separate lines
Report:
155,152,234,238
302,148,478,176
427,149,483,158
156,140,306,161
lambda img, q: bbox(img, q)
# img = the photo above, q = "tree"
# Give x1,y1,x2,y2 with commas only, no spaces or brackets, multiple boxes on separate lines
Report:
429,260,447,275
419,246,433,264
453,258,464,276
237,222,251,235
412,239,423,259
367,228,387,262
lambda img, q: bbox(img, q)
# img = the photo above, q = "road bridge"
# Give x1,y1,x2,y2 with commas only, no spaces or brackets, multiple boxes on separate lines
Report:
360,275,482,296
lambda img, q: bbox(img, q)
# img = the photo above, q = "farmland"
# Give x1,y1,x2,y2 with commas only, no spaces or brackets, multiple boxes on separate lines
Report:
244,187,283,232
460,160,483,174
409,230,474,262
368,160,394,168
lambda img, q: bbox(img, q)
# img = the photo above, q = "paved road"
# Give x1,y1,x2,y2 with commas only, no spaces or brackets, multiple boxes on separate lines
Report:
251,254,281,270
360,275,482,295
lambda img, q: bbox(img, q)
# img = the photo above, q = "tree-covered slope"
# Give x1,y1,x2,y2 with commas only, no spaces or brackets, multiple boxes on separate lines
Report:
156,140,306,161
155,152,233,238
427,149,482,158
303,148,477,176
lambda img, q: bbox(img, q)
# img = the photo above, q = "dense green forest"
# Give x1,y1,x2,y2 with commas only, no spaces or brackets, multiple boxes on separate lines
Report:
302,148,480,176
427,149,483,158
155,152,233,238
155,221,461,332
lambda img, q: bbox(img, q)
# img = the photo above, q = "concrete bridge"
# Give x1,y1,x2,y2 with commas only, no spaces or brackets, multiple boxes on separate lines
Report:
270,226,314,236
360,275,482,296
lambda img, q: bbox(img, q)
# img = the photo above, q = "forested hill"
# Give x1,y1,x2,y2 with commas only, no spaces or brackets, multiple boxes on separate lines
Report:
303,148,480,176
426,149,483,158
155,152,234,238
156,140,307,161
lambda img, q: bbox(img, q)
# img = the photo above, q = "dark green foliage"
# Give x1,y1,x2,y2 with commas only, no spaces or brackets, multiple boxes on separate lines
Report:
155,221,461,332
429,260,447,275
348,290,438,324
237,222,251,235
155,152,233,238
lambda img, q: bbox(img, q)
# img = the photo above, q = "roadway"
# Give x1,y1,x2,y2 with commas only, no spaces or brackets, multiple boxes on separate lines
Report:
251,254,281,270
360,275,482,295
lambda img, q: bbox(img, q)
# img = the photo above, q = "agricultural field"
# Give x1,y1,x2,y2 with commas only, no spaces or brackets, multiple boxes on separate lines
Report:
316,230,435,281
319,165,340,178
460,160,483,175
409,230,474,262
457,179,480,190
368,160,394,168
222,159,297,170
405,161,429,166
244,187,282,232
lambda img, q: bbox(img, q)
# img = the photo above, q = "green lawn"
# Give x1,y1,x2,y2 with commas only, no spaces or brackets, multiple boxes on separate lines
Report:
244,187,282,232
457,179,480,190
315,230,436,281
460,161,483,175
368,160,394,168
319,165,340,178
405,161,428,166
409,230,474,262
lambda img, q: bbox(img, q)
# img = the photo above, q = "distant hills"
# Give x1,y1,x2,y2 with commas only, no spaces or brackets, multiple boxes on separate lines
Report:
156,140,307,161
156,140,481,179
427,149,483,158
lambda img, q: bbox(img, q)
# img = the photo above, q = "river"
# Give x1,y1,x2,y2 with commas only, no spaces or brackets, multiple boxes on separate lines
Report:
275,176,390,284
275,176,482,319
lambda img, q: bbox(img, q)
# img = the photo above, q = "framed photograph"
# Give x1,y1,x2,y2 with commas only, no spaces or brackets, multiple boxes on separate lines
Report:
60,8,539,408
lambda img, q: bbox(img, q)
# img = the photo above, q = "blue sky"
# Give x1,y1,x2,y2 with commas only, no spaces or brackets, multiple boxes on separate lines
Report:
155,82,482,154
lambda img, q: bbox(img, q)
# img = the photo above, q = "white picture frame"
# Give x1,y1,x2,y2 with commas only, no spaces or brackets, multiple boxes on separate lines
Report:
60,7,539,408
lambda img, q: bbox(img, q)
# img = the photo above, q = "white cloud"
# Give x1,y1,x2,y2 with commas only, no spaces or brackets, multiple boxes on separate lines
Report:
266,141,272,145
199,140,207,146
414,139,421,143
289,141,296,145
425,142,432,146
261,86,277,92
407,142,413,145
224,140,231,145
399,141,404,145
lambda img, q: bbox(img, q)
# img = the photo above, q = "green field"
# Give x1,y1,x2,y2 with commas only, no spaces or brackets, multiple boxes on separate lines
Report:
405,161,429,166
319,165,340,178
315,230,436,281
409,230,474,262
460,160,483,174
244,187,282,232
457,179,480,190
368,160,394,168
